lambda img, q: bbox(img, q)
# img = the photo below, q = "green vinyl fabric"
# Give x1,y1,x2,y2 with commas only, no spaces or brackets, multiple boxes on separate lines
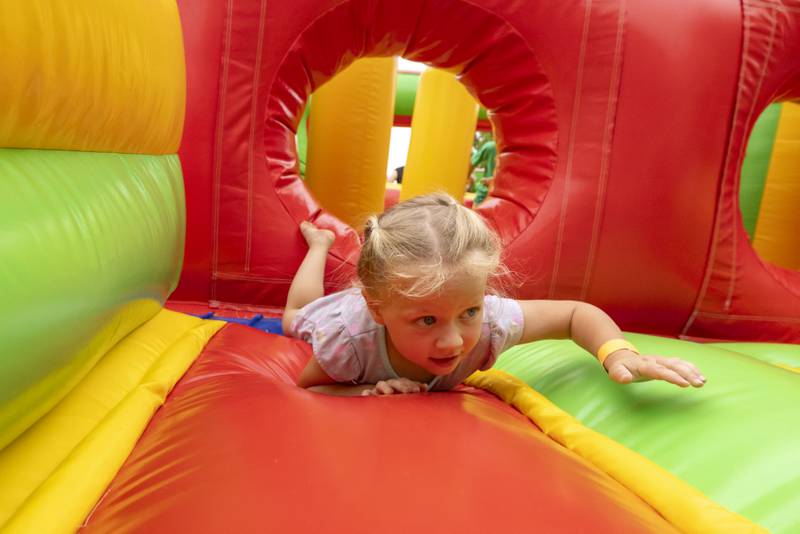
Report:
740,103,782,239
0,149,185,449
708,341,800,370
396,71,488,121
494,333,800,534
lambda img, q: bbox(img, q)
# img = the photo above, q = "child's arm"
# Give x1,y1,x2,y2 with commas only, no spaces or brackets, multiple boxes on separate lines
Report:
516,300,706,388
281,222,335,333
297,357,427,396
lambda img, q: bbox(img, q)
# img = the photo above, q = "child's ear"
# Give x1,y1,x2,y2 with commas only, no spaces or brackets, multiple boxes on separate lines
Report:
361,289,385,324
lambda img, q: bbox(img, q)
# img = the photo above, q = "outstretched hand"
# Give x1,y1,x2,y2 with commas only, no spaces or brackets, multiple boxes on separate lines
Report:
361,378,429,396
604,350,706,388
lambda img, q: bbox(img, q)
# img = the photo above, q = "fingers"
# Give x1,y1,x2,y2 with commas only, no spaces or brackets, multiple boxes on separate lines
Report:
375,381,395,395
625,356,706,388
607,364,635,384
644,356,706,387
362,379,429,396
638,360,692,387
299,221,336,248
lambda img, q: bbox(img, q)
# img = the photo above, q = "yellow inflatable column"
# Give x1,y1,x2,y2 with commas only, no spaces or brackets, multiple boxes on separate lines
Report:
401,68,479,202
753,102,800,269
305,57,396,229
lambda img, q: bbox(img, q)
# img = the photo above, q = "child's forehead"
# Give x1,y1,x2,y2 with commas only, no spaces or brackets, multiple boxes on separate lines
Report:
390,275,486,311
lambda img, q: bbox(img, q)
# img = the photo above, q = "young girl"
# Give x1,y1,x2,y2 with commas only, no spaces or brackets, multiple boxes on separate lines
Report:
283,193,706,396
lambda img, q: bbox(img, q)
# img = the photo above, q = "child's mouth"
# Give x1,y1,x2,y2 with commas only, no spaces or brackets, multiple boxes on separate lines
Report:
429,355,459,368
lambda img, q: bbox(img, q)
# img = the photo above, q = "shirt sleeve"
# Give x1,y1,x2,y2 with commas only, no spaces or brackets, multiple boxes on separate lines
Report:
479,295,524,370
287,292,363,383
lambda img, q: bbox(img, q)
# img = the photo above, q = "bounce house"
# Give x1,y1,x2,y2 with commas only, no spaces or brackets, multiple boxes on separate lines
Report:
2,1,800,533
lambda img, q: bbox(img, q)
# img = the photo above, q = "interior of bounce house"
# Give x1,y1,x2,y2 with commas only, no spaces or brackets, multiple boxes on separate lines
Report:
2,1,800,533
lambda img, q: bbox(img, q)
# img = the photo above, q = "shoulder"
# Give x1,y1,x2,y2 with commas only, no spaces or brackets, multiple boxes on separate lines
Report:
287,288,366,337
483,295,523,330
290,288,374,383
481,295,524,365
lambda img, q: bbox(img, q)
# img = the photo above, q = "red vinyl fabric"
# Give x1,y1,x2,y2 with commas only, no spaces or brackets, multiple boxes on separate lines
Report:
81,324,679,533
173,0,800,341
680,0,800,342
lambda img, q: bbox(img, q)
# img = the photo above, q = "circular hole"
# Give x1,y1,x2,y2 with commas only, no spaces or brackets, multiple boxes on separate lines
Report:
739,101,800,271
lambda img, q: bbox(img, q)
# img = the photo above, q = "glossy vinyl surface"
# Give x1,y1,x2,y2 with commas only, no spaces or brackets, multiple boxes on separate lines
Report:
174,0,800,341
83,325,680,533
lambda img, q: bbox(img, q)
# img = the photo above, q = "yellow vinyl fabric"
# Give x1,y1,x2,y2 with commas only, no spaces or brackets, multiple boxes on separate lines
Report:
752,102,800,269
401,68,479,202
0,310,224,534
0,300,160,454
0,0,185,154
465,369,767,534
305,57,396,229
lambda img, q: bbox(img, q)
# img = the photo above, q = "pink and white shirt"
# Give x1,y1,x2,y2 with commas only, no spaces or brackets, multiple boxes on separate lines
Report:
287,288,524,391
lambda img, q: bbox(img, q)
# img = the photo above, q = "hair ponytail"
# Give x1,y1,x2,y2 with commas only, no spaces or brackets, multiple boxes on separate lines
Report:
357,192,504,302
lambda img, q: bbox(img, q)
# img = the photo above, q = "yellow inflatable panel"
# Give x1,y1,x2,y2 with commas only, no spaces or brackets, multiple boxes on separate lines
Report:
466,370,766,534
0,300,162,452
0,310,224,534
753,102,800,270
401,68,479,202
0,0,185,153
306,57,396,229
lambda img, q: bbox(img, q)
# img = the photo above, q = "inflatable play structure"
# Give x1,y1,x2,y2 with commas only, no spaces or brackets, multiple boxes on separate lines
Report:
1,1,800,533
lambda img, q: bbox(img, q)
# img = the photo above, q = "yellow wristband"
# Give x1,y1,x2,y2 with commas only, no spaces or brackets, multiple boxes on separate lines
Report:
596,339,639,365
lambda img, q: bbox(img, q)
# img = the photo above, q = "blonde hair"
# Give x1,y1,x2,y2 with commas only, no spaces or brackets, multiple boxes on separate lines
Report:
358,192,503,302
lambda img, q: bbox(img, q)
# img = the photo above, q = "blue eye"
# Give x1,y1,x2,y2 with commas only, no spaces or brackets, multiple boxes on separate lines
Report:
463,307,481,319
416,316,436,326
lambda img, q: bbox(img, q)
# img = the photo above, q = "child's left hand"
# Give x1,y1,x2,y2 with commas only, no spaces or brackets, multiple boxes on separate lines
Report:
603,350,706,388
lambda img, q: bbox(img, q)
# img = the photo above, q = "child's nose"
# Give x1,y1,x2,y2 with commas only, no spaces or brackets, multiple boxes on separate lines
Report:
436,327,463,351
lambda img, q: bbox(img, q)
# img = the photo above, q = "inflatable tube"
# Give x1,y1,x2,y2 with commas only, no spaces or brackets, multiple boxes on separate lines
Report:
0,0,187,450
401,68,478,201
305,57,396,229
394,70,491,129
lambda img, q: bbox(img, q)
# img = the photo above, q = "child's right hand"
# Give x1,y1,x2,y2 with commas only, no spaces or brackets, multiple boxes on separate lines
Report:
604,350,706,388
361,378,429,396
299,221,335,249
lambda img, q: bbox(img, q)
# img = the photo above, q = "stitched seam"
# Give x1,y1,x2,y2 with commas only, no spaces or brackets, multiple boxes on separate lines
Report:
724,3,779,310
245,0,269,271
581,0,625,300
695,311,800,323
549,0,592,298
681,1,751,336
210,0,236,302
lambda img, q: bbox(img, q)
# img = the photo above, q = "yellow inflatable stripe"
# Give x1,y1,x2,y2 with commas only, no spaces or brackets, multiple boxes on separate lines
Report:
465,370,767,534
0,0,185,153
0,310,224,534
306,57,397,230
775,363,800,374
0,299,162,452
752,102,800,270
401,68,479,202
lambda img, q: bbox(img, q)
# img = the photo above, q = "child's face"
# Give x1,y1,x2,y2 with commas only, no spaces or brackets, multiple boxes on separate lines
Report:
366,270,487,378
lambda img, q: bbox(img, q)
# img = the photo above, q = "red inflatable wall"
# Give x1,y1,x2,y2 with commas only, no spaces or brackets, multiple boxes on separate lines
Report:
173,0,800,342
